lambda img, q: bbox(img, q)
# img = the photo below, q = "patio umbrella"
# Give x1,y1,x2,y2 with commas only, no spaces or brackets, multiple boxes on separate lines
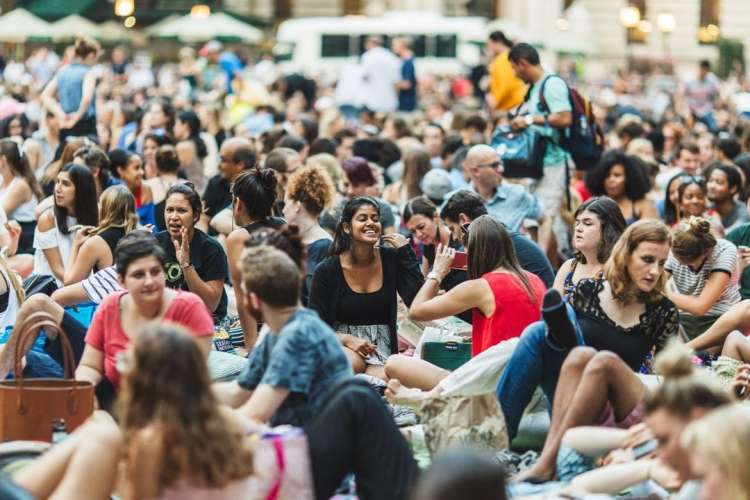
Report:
0,8,51,43
50,14,100,41
150,11,262,44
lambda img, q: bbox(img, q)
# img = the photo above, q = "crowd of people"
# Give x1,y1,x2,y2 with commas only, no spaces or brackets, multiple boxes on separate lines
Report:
0,27,749,499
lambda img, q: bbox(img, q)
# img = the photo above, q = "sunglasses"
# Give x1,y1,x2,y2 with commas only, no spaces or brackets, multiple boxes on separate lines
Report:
679,175,705,185
476,160,503,171
460,222,471,235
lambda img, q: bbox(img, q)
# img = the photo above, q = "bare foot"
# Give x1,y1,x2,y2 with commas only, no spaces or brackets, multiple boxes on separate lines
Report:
513,460,556,483
385,379,427,409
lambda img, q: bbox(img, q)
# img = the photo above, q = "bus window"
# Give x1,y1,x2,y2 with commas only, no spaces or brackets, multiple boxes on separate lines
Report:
321,34,351,58
435,34,457,58
408,35,427,57
357,34,390,55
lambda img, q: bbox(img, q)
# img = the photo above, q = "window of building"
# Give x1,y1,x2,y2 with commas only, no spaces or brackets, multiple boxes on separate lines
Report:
698,0,721,44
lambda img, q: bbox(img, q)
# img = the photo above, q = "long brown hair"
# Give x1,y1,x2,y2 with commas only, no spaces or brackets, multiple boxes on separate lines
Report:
467,215,536,302
401,148,432,199
0,139,42,199
118,324,254,493
604,219,670,304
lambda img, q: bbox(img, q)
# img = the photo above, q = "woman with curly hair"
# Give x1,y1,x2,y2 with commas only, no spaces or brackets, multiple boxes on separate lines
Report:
585,150,658,225
497,220,679,444
282,164,335,304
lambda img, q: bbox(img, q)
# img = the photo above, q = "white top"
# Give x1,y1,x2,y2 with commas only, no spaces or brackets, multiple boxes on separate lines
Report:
0,176,38,223
357,46,400,113
32,215,77,286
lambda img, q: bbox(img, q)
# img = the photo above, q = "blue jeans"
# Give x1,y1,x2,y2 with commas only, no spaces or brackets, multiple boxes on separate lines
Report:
496,303,584,440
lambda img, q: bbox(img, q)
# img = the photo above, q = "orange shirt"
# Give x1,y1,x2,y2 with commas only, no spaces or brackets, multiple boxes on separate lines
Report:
489,52,527,111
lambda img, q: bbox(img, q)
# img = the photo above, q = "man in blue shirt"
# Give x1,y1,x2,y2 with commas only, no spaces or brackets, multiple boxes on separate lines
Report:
214,245,352,426
445,144,545,234
508,43,572,254
392,37,417,112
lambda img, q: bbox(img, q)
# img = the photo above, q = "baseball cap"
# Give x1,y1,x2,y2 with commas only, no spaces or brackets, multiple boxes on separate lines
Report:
420,168,453,203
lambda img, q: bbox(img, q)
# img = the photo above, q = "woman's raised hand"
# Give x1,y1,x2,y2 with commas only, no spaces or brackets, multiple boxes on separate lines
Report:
381,233,409,249
432,243,456,280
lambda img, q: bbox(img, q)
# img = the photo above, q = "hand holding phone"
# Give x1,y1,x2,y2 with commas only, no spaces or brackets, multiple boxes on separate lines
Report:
451,251,468,270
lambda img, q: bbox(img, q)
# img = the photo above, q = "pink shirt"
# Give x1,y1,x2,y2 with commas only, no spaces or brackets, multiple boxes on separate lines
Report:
85,290,214,387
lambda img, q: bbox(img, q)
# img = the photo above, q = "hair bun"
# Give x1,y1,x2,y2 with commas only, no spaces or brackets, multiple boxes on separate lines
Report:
654,341,694,378
688,216,710,233
258,167,278,191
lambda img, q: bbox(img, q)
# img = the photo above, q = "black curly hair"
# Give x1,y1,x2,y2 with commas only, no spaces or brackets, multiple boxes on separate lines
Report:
585,149,651,202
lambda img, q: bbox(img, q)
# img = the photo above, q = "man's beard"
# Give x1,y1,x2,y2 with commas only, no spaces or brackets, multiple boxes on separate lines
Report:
246,299,264,324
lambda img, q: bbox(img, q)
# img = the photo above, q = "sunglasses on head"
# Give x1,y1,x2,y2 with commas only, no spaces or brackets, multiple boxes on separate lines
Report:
679,175,705,185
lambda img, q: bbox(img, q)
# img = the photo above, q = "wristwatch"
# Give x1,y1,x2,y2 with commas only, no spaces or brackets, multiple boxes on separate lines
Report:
426,271,441,283
181,262,194,270
524,114,534,126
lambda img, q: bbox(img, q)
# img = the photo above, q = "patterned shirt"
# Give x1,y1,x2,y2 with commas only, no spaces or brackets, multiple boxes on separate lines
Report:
237,308,352,426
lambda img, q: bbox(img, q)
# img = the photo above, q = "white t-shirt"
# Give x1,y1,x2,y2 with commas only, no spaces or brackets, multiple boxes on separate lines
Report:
357,47,400,113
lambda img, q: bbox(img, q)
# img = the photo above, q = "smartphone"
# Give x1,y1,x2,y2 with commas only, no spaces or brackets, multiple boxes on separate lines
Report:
451,251,468,270
632,438,658,459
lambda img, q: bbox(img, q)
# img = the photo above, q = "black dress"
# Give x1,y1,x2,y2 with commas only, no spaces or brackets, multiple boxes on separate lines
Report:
97,227,126,270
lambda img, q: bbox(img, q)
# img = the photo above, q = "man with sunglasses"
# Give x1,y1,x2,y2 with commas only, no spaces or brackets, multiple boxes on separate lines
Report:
443,144,546,236
440,189,554,289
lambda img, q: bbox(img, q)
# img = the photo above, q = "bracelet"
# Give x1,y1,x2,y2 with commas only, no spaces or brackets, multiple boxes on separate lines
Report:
181,262,194,270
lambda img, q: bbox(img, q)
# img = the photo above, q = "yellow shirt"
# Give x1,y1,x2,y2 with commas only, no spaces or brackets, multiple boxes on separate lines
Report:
489,52,527,111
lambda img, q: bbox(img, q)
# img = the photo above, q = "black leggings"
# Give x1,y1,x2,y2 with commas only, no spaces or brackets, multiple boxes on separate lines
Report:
306,380,419,500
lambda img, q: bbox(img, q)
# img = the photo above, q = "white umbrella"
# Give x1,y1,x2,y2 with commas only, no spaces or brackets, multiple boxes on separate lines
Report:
0,8,51,42
50,14,100,41
144,14,180,36
151,12,263,44
97,20,131,43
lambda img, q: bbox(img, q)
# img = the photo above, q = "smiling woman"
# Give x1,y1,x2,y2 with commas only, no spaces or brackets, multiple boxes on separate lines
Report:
309,196,423,381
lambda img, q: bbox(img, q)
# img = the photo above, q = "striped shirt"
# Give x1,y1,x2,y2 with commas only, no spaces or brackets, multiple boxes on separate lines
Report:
81,266,122,304
665,238,741,316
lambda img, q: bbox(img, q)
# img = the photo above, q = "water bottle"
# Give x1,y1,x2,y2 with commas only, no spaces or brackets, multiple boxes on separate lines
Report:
51,418,68,444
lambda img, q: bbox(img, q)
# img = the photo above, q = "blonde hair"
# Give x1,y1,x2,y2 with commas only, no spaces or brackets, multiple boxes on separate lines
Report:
644,340,730,416
0,253,23,305
671,216,716,261
307,153,342,188
682,404,750,500
92,185,138,236
604,219,670,304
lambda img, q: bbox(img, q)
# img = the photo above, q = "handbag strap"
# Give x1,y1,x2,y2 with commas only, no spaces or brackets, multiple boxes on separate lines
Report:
12,312,77,380
267,437,285,500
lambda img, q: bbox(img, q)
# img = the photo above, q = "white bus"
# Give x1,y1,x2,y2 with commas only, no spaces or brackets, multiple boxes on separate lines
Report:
274,12,486,78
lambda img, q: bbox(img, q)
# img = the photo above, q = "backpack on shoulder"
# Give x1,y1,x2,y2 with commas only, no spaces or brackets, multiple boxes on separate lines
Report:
538,75,604,171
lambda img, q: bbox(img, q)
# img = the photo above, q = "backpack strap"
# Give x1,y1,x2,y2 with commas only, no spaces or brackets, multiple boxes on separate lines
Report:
537,74,568,114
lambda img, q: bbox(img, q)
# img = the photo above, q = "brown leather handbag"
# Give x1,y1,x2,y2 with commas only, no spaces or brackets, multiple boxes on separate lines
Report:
0,311,94,442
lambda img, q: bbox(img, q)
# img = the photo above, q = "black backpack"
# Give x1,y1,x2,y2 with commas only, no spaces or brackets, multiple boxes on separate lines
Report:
537,75,604,171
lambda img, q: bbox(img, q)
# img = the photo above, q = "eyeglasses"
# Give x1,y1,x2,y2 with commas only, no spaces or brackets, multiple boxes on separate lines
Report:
679,175,705,185
475,160,503,171
460,222,471,235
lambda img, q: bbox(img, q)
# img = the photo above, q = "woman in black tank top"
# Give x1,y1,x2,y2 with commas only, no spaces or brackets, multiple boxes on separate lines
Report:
63,185,138,285
226,168,284,349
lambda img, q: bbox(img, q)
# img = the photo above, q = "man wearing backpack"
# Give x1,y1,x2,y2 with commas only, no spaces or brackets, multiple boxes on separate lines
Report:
507,43,572,254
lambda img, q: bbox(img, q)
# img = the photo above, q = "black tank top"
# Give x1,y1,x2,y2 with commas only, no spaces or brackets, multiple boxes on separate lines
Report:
98,227,126,265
